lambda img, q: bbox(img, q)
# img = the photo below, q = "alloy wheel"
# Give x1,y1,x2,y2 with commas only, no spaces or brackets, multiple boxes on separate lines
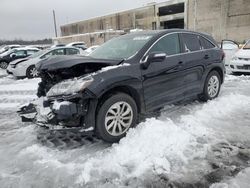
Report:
29,67,38,78
0,62,8,69
105,101,133,136
207,75,219,98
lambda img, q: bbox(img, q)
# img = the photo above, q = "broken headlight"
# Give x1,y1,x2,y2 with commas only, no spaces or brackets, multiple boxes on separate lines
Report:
47,77,93,97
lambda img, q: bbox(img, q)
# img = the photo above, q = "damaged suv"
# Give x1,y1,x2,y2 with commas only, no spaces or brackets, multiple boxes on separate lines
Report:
19,29,225,142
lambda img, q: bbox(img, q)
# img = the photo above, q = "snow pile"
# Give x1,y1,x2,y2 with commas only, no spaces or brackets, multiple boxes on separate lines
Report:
99,63,130,73
211,168,250,188
76,117,208,185
0,77,40,109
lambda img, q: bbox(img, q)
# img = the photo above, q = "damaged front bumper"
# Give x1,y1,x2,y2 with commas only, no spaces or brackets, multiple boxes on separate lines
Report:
18,95,97,133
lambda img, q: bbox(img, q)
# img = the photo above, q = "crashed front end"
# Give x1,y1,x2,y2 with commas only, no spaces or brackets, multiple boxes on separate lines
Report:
19,76,97,132
18,55,121,131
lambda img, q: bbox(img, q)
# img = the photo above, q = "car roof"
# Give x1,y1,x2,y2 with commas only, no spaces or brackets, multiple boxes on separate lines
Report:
15,47,40,51
50,46,79,50
125,29,212,37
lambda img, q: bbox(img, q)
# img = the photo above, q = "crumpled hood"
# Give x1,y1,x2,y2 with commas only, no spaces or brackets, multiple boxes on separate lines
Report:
36,55,123,71
10,57,29,65
235,49,250,59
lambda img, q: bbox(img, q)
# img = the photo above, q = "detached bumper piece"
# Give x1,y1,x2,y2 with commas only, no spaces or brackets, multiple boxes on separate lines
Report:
18,98,95,134
17,103,37,122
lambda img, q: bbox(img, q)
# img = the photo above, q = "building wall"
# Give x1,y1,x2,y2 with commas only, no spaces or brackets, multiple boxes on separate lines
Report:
57,0,250,45
53,31,125,46
60,5,156,37
187,0,250,42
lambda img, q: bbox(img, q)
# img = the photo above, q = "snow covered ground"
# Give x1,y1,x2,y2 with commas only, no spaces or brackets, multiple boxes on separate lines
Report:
0,70,250,188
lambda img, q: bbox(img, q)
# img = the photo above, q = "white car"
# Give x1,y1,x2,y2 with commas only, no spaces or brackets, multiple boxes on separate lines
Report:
66,42,87,50
229,40,250,74
221,40,239,67
7,47,83,79
0,44,21,54
82,45,99,56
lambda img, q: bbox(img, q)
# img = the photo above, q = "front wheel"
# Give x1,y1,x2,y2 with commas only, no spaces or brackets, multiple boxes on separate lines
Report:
95,93,138,143
0,61,8,69
199,71,221,102
26,65,39,78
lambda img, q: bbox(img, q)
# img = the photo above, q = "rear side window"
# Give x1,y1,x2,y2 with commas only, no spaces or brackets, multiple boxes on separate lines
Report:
182,33,201,52
149,33,181,55
199,36,215,49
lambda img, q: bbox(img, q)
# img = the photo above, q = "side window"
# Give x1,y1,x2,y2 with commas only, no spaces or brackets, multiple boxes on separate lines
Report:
41,51,53,59
52,49,64,55
65,48,79,55
149,33,181,56
182,33,201,52
15,50,26,57
199,36,215,49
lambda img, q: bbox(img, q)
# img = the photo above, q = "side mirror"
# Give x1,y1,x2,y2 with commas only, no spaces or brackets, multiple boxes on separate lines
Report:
10,53,16,58
141,52,166,69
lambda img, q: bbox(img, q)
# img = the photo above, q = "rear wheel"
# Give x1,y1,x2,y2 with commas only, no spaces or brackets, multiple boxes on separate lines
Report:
95,93,138,143
26,65,38,78
0,61,8,69
199,71,221,101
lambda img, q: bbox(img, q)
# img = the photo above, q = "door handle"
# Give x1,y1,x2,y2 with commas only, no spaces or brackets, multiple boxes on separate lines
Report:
204,54,210,59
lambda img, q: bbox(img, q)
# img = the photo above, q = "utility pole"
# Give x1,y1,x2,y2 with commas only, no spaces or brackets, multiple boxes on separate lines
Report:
53,10,58,37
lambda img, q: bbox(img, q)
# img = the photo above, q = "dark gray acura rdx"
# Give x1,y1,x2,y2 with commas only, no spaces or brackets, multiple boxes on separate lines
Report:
19,29,225,143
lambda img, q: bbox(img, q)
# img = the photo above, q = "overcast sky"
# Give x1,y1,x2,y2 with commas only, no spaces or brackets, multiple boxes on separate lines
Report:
0,0,166,40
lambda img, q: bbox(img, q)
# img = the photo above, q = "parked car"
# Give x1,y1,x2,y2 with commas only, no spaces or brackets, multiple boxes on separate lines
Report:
221,40,239,68
82,45,99,56
0,44,21,54
228,39,250,74
19,29,225,143
0,47,39,69
50,44,65,48
8,47,83,78
66,42,87,50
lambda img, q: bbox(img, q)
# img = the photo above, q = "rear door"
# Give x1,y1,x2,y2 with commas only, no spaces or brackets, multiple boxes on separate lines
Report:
179,33,209,97
141,33,185,112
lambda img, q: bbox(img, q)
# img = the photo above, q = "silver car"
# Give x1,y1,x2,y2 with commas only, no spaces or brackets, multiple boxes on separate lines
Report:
7,47,83,78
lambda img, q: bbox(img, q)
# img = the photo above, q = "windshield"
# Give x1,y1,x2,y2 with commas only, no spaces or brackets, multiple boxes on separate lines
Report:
89,34,153,60
243,40,250,49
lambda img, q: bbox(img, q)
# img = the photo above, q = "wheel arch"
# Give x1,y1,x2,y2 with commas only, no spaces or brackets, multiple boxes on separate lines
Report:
96,85,142,115
208,67,224,83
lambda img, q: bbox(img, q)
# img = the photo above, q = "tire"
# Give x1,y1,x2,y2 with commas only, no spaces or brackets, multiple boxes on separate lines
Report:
26,65,39,78
0,61,8,69
95,93,138,143
199,71,221,102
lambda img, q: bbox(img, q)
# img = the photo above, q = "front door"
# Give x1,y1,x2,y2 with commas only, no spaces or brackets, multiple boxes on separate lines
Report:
141,33,185,112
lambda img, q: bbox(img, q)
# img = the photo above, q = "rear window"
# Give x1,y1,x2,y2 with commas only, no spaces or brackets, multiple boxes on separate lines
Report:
199,36,215,49
182,33,201,52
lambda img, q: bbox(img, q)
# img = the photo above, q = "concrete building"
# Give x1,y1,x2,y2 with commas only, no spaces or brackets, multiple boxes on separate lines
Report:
54,0,250,46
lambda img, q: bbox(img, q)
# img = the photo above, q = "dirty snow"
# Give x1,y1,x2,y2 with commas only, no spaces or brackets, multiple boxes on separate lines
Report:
0,71,250,188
